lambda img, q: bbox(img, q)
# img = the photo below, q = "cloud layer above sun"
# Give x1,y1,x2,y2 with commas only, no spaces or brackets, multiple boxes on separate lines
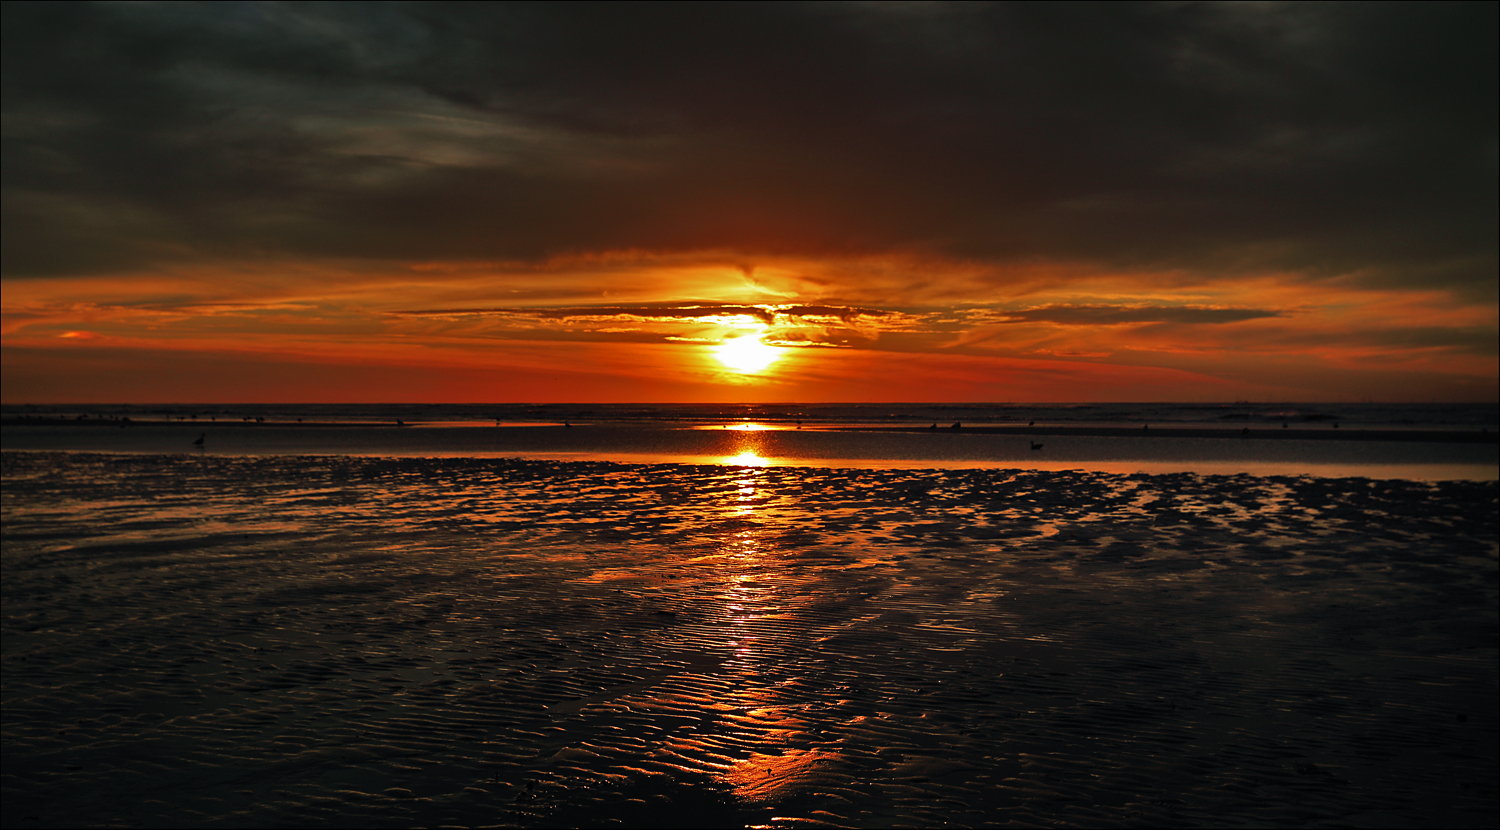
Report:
2,2,1495,402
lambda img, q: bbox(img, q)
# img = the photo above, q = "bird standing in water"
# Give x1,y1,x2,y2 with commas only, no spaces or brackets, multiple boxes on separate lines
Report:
192,433,205,448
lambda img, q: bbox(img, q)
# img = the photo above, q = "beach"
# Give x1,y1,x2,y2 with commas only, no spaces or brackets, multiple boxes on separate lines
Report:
6,2,1496,825
2,449,1495,828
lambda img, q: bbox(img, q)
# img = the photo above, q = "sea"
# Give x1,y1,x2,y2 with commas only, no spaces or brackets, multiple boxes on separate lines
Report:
3,403,1497,827
4,401,1497,481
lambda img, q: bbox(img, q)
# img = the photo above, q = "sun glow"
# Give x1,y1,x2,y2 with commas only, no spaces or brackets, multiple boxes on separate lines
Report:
715,334,780,374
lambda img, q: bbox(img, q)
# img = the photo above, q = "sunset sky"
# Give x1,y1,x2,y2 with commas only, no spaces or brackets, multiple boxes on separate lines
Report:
3,2,1495,403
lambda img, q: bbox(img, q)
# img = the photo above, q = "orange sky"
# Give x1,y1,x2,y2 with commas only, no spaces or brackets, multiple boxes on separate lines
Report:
3,4,1495,403
4,255,1493,402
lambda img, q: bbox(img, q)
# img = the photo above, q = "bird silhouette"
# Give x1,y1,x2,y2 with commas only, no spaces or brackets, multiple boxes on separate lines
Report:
1030,440,1044,450
192,433,205,448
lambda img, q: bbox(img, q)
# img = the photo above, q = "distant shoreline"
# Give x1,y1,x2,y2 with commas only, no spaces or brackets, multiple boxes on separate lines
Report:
4,417,1494,444
824,424,1499,444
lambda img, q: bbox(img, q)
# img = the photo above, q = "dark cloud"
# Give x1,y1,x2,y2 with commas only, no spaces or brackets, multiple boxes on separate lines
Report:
382,301,899,350
3,1,1494,297
395,305,778,322
392,303,891,326
999,305,1281,325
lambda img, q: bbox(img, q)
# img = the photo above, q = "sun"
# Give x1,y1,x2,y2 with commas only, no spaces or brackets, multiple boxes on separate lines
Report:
715,334,780,373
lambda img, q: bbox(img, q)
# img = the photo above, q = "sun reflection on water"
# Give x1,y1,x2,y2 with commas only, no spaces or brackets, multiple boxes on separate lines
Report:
725,449,769,467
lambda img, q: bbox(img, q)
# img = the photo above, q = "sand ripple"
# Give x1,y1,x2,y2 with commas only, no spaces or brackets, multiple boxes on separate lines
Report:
2,453,1496,828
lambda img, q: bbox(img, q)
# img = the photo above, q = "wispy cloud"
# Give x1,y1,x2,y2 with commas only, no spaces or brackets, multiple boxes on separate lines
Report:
991,305,1281,326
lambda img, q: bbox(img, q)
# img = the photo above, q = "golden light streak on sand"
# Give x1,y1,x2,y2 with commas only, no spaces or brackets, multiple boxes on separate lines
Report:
701,463,839,804
721,748,840,802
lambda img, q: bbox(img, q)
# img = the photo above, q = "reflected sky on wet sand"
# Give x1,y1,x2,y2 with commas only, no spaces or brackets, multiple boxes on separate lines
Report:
2,452,1496,827
3,418,1495,482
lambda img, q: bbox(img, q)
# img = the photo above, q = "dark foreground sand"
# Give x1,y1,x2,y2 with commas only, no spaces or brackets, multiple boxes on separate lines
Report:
2,452,1496,828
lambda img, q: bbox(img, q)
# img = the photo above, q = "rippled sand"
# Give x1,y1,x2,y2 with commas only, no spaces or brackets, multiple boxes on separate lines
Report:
3,453,1496,828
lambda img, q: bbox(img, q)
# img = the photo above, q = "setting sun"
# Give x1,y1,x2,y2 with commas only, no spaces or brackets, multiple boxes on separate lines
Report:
715,335,780,374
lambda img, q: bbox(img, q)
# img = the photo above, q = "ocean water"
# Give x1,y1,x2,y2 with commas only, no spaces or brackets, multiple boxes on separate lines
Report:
4,402,1496,480
7,401,1498,430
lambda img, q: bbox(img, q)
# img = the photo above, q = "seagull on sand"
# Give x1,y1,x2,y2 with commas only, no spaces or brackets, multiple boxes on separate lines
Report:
192,433,205,448
1030,440,1044,450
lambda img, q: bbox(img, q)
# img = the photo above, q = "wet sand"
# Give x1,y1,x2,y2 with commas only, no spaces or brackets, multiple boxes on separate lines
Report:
2,452,1496,828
